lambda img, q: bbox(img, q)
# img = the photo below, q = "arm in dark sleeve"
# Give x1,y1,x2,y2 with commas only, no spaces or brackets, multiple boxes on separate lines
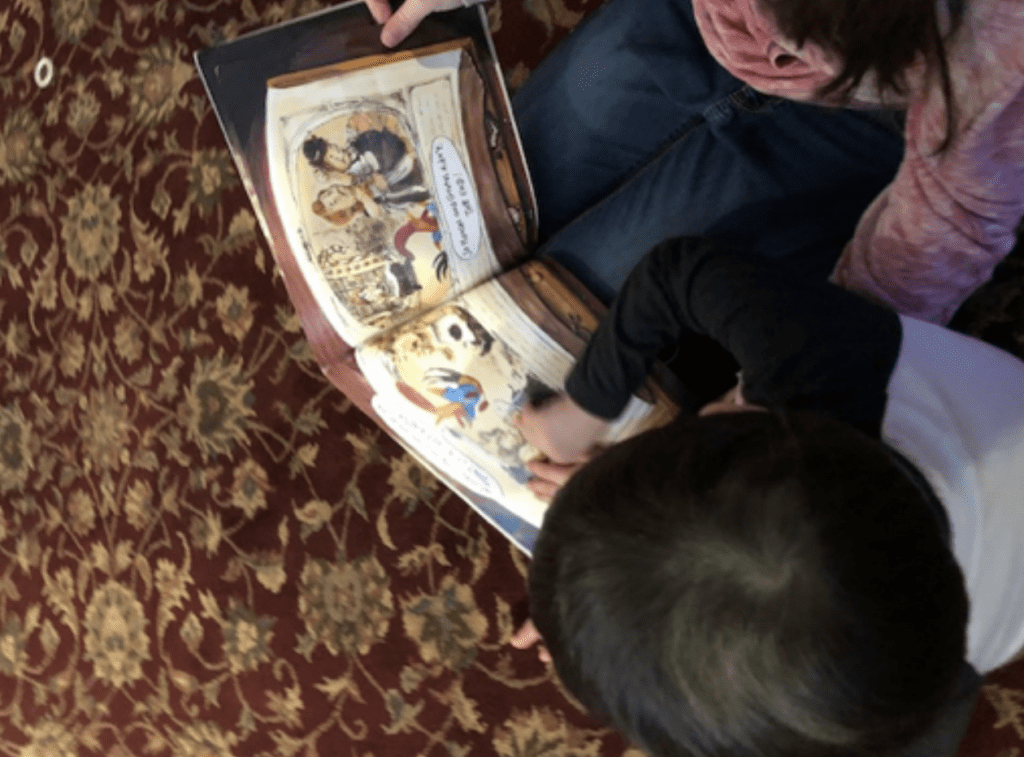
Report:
564,238,902,436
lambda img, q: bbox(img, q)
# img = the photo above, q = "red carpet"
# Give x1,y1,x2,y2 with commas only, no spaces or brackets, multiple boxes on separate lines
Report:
1,1,1022,755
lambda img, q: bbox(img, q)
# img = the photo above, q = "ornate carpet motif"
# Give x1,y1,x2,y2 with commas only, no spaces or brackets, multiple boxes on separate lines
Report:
0,1,1021,756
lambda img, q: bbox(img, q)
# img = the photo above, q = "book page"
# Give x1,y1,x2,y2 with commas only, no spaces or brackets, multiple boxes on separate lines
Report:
266,45,501,347
354,275,662,530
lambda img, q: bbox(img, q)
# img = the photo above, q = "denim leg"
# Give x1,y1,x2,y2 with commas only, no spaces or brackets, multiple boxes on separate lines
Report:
512,0,727,241
537,93,905,300
512,0,905,301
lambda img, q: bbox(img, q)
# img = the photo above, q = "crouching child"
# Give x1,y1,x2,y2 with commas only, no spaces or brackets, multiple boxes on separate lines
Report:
518,238,1024,757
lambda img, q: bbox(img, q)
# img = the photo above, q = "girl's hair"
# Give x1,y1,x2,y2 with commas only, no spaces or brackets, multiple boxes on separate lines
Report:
761,0,965,152
530,410,968,757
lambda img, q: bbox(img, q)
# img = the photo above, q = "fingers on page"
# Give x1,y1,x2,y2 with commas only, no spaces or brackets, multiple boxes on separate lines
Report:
526,479,557,502
526,459,574,487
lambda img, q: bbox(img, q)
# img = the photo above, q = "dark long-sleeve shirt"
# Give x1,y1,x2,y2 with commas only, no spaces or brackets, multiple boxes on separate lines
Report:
566,238,900,437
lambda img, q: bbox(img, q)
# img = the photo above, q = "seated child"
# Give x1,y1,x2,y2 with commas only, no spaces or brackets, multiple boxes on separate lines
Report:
517,238,1024,757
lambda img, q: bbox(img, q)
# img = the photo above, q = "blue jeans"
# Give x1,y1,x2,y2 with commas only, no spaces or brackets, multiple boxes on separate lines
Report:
511,0,905,301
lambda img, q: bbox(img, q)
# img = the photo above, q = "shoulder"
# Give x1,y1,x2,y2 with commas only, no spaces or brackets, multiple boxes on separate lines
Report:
883,317,1024,505
945,0,1024,101
903,0,1024,169
883,316,1024,672
967,0,1024,46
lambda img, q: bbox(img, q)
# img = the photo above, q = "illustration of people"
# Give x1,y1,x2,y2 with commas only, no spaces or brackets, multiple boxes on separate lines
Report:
476,426,534,484
378,304,492,361
356,279,391,308
303,126,430,212
312,203,448,314
311,183,381,226
383,262,415,298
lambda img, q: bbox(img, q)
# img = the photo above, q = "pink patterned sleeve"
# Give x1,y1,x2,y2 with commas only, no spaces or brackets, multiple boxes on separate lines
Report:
832,79,1024,325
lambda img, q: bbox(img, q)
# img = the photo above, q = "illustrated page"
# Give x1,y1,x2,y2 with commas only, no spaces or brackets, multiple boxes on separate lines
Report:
354,275,660,528
266,45,501,347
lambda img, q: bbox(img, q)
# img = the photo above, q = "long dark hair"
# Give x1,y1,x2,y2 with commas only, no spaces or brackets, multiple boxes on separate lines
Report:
530,411,968,757
761,0,965,153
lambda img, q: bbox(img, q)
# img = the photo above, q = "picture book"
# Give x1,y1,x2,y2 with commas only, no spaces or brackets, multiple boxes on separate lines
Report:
195,1,677,553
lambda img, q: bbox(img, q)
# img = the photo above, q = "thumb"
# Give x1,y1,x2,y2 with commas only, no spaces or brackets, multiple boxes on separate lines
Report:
380,0,434,47
363,0,394,24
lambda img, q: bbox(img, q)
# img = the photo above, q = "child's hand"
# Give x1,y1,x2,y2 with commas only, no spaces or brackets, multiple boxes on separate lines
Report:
525,458,587,502
515,394,610,464
509,619,551,663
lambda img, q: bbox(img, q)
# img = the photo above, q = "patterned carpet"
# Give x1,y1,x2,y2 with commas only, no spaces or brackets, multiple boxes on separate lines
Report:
0,1,1022,756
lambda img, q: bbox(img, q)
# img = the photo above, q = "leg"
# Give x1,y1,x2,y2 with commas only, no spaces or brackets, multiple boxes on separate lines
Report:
512,0,904,300
512,0,736,241
538,93,905,300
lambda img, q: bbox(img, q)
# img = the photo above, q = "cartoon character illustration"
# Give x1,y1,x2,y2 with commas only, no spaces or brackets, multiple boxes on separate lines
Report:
397,368,489,428
372,304,553,483
383,305,494,422
381,304,494,363
393,203,448,283
473,373,556,481
303,126,430,211
474,426,535,484
310,205,450,323
311,183,381,227
387,260,421,298
299,110,453,316
429,370,486,422
355,279,391,308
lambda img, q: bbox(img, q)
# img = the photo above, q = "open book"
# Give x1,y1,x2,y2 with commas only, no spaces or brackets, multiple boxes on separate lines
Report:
195,1,676,553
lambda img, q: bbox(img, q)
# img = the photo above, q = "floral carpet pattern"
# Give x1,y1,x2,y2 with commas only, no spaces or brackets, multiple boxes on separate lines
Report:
0,1,1022,756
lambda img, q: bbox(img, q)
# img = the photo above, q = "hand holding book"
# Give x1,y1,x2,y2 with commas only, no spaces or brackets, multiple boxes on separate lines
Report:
364,0,490,47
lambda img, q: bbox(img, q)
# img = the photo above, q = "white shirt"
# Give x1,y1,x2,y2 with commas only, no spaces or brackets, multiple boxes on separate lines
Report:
884,316,1024,673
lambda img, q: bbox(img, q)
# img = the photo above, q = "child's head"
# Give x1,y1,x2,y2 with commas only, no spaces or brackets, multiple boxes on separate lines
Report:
760,0,962,153
529,410,967,757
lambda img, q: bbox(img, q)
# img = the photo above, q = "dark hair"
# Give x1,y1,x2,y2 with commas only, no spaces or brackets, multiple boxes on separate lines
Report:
530,411,967,757
761,0,964,153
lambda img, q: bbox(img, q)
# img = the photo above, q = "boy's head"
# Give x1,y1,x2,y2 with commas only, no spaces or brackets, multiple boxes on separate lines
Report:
529,410,967,757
